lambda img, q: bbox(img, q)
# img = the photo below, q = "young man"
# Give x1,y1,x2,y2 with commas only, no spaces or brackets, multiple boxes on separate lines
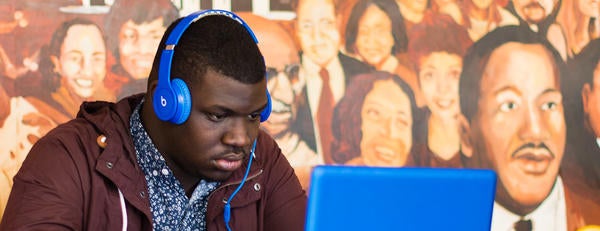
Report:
0,10,307,231
458,26,600,230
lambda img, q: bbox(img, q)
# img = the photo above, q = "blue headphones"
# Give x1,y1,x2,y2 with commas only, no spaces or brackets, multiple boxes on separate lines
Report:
153,9,272,124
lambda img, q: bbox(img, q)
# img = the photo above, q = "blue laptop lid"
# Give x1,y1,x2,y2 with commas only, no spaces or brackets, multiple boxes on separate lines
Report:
305,165,497,231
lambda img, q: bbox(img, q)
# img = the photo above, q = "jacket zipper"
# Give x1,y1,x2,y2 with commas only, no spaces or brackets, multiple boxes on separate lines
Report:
208,169,264,203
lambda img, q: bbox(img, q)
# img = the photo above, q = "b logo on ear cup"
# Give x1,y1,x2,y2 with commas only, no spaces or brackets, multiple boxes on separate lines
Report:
152,78,191,124
153,84,177,122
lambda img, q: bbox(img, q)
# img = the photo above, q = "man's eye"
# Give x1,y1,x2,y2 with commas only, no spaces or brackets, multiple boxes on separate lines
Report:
541,102,558,111
248,113,261,121
207,113,225,121
499,101,518,112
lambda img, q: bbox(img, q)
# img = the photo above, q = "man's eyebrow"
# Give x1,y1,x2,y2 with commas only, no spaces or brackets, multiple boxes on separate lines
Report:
540,88,560,95
492,85,522,97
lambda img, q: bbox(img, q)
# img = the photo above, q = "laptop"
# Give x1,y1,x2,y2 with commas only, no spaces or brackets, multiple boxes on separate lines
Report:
305,165,497,231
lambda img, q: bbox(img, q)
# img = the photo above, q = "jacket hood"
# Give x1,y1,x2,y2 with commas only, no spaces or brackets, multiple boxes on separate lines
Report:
76,93,145,137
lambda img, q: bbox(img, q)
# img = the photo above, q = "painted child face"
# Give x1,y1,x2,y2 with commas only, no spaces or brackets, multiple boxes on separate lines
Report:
418,52,462,119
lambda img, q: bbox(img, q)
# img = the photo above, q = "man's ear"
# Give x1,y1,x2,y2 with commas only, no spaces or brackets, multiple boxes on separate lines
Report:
582,83,591,115
457,113,473,158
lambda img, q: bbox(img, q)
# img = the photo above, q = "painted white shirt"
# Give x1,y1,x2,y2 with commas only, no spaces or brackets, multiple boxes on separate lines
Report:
491,176,567,231
299,54,345,156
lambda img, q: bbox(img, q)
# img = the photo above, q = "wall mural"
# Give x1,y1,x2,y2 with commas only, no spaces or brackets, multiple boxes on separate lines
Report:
0,0,599,229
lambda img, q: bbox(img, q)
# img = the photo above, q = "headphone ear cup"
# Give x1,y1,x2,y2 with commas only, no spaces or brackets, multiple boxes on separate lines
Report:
170,78,192,124
153,85,176,122
260,90,271,122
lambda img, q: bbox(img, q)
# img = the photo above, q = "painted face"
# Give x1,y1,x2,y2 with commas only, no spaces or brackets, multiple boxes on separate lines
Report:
512,0,552,23
397,0,428,13
261,41,300,137
264,66,298,137
470,0,494,9
260,29,300,137
418,52,462,119
296,0,341,66
161,69,268,181
360,79,413,166
118,17,165,80
578,0,600,18
584,61,600,137
355,5,395,66
474,43,565,207
56,24,106,99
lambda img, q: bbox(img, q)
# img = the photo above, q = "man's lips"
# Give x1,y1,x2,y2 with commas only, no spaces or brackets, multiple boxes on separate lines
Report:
214,154,246,172
215,158,243,171
513,148,554,175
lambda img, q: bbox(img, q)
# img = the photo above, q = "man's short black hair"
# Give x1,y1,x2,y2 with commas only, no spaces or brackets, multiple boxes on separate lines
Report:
459,25,565,122
148,14,266,90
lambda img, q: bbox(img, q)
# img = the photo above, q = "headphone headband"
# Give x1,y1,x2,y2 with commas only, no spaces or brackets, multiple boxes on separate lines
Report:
158,10,258,89
154,9,271,124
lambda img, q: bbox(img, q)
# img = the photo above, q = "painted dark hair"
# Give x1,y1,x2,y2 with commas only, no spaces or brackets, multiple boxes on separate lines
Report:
408,12,472,72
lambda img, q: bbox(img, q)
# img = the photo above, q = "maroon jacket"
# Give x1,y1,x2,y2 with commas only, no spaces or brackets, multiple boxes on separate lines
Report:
0,94,307,231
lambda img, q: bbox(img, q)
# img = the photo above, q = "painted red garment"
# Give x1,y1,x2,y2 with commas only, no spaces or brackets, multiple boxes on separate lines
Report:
0,94,307,231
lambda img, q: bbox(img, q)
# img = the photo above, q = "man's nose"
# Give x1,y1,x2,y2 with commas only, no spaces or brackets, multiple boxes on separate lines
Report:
519,104,549,142
223,118,251,149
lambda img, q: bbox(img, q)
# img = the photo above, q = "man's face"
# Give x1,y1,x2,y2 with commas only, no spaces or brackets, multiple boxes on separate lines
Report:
418,52,462,119
360,79,413,166
474,43,565,207
355,5,394,67
56,24,107,99
583,61,600,137
295,0,341,66
118,17,165,80
160,69,268,181
260,28,300,137
512,0,553,24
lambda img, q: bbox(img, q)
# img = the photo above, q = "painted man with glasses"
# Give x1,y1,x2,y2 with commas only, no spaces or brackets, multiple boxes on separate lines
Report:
240,13,320,191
